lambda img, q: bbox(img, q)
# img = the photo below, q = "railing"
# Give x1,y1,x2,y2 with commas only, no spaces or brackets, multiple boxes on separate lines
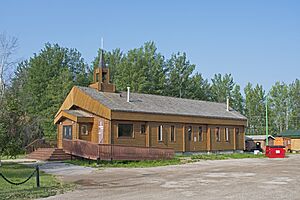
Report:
62,139,175,161
25,138,57,154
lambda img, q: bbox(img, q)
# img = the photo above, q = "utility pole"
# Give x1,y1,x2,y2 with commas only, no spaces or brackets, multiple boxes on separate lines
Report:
266,95,269,146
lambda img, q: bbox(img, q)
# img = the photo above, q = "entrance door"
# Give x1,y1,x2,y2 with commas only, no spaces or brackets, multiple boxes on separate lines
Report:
235,128,240,149
185,126,192,152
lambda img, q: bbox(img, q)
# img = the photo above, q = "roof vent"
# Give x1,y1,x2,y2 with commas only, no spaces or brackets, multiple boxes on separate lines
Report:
127,87,130,102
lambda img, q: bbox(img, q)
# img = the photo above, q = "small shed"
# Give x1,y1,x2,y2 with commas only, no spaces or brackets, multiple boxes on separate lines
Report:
277,130,300,151
274,137,291,152
245,135,275,152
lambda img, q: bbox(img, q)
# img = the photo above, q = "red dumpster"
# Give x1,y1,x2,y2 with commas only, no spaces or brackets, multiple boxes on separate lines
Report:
265,146,285,158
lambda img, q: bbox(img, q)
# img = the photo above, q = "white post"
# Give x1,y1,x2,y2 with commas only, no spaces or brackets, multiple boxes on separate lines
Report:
127,87,130,102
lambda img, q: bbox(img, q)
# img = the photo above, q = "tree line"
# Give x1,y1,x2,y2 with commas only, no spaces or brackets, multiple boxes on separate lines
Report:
0,40,299,157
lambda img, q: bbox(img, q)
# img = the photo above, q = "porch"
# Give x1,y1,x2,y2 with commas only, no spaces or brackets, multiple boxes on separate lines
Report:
62,139,175,161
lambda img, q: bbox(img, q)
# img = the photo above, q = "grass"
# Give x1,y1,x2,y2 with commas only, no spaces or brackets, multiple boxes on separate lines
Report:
191,153,266,160
65,153,266,168
0,163,73,200
65,158,182,168
0,154,26,160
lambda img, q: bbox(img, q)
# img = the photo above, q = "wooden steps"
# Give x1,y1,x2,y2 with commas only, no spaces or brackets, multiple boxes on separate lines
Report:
26,148,71,161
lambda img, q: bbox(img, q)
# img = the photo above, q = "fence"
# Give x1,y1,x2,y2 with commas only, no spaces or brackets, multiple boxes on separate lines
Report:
62,139,175,161
0,165,40,187
25,138,57,154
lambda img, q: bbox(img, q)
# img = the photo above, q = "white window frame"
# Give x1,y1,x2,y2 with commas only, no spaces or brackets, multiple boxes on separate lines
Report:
198,126,203,142
170,125,175,142
225,128,229,142
216,127,220,142
80,124,89,136
158,125,163,142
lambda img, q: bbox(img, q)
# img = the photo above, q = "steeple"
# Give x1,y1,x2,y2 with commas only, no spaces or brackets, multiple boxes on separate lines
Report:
89,39,116,93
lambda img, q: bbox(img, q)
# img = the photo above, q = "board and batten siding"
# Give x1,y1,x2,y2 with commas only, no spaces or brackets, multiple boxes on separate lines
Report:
109,120,245,152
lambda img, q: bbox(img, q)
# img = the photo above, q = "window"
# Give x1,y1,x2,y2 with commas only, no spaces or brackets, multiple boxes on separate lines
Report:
187,126,192,141
225,128,229,142
216,127,220,142
118,124,133,137
198,126,203,142
170,126,175,142
80,124,88,136
235,128,239,135
158,125,163,141
102,72,107,82
141,124,146,134
63,125,72,139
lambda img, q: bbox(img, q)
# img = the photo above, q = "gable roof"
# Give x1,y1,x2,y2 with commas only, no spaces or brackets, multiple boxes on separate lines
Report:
76,86,247,121
277,130,300,138
54,109,94,124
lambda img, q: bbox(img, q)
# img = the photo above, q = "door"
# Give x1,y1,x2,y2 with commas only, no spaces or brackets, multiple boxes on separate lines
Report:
185,126,192,152
235,128,240,149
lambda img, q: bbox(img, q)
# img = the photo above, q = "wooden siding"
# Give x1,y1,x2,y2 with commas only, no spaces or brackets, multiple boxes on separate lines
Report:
291,139,300,151
55,86,111,120
54,110,94,124
57,119,78,148
89,115,110,144
78,123,92,141
111,121,146,147
108,120,245,152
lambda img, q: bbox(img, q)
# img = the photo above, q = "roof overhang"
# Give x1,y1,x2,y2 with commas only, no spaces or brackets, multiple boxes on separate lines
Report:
54,110,94,124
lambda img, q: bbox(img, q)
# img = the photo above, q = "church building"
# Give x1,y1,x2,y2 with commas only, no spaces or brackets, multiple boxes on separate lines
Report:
54,49,247,153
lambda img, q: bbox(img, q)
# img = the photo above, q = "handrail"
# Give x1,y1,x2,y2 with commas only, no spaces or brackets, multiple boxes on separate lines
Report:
65,139,174,150
25,138,44,150
25,138,57,154
62,139,175,161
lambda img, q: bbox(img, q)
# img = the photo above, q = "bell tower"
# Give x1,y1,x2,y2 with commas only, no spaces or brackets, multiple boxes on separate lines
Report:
89,48,116,93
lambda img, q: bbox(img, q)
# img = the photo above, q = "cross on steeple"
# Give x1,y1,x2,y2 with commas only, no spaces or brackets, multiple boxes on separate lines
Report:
98,38,106,68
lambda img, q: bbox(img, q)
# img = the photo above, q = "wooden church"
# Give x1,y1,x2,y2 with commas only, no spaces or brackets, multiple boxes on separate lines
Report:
54,49,247,155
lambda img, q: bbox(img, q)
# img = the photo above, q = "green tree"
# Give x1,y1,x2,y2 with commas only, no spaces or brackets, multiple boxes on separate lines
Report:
94,42,166,95
211,73,234,102
231,84,244,113
288,79,300,130
244,83,266,135
269,82,289,134
185,72,211,101
93,48,123,82
22,43,90,139
165,52,195,98
210,73,243,112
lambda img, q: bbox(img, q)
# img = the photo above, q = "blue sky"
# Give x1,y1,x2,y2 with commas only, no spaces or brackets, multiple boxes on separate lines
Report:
1,0,299,91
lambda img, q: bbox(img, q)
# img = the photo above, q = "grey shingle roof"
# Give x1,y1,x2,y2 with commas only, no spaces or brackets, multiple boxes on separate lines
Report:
77,86,247,121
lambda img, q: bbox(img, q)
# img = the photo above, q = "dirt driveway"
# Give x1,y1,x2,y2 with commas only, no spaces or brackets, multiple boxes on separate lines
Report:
39,154,300,200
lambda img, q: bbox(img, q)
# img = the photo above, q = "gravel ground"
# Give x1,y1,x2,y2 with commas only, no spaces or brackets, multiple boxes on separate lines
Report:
39,154,300,200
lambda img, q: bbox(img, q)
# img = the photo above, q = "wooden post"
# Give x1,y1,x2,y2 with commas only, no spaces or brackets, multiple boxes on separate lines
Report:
146,123,150,147
206,126,211,152
36,165,40,188
182,125,185,152
233,128,236,151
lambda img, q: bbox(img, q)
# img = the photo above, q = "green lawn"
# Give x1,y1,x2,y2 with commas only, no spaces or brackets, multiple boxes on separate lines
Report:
0,163,73,200
1,154,26,160
65,153,266,168
65,158,182,168
191,153,266,160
